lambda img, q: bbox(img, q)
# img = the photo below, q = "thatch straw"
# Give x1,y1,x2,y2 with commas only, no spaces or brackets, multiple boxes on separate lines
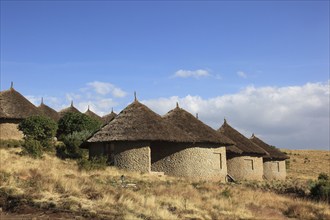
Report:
250,134,289,160
87,100,194,143
84,106,102,122
218,119,268,155
101,108,117,125
0,87,41,119
163,105,234,145
58,101,81,118
38,98,60,122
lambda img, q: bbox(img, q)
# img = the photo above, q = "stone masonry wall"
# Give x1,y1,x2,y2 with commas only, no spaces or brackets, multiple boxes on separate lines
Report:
89,141,151,173
263,159,286,180
227,154,263,181
151,142,227,181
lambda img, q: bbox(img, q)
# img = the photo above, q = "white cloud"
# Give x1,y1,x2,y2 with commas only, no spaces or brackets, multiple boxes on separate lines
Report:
237,71,247,78
142,81,330,150
173,69,210,79
87,81,127,98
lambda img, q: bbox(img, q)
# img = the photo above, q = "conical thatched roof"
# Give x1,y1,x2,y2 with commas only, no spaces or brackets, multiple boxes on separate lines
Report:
38,98,60,122
218,120,268,155
163,104,234,145
84,106,102,122
250,134,289,160
101,108,117,125
0,86,41,119
59,101,81,118
87,100,194,143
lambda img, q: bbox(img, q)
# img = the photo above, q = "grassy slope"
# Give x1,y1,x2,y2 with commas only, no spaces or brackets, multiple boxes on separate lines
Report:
282,149,330,180
0,147,329,220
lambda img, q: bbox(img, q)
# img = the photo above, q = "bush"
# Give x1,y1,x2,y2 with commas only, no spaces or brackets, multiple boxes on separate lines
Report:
57,112,101,138
21,139,43,159
18,115,57,149
310,173,330,203
0,139,24,148
77,156,108,171
56,131,91,159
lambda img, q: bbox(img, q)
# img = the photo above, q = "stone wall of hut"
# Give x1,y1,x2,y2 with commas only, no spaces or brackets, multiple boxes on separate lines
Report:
226,154,263,181
151,142,227,181
89,141,151,173
0,119,24,140
263,159,286,180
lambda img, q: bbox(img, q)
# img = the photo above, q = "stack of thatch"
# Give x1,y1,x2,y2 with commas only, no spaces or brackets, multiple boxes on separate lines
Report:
84,106,102,122
218,119,268,156
163,103,234,145
0,85,41,120
101,108,117,125
250,134,289,160
87,100,194,143
38,98,60,121
58,101,81,118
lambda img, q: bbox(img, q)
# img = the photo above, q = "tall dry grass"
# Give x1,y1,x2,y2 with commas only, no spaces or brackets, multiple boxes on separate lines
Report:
1,147,330,219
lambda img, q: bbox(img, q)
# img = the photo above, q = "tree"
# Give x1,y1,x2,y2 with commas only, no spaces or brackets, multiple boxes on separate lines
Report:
18,115,58,148
57,112,101,138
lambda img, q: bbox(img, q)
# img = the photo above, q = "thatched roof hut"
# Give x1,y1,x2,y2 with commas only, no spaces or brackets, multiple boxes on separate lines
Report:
58,101,81,118
84,106,102,122
87,100,193,143
0,84,41,120
162,103,234,145
0,83,41,140
250,134,289,180
38,98,60,122
218,119,268,155
101,108,117,125
217,119,268,181
250,134,289,160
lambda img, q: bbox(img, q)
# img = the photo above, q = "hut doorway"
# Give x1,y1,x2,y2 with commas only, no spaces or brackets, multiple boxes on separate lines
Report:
213,152,223,170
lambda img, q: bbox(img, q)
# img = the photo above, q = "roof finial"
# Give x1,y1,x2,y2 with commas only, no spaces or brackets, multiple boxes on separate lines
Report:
224,117,227,124
88,105,90,111
71,100,73,107
252,133,255,138
196,113,199,119
10,81,13,89
176,102,179,108
111,107,113,113
41,97,44,105
134,91,137,101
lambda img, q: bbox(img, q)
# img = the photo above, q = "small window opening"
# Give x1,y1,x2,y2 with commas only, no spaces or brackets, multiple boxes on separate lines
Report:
244,159,254,170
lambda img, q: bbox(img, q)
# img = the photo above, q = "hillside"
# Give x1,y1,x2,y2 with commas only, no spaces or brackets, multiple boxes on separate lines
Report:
0,146,329,219
282,149,330,180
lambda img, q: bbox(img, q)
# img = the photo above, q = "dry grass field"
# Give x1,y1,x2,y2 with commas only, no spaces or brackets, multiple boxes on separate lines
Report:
0,146,329,219
282,149,330,181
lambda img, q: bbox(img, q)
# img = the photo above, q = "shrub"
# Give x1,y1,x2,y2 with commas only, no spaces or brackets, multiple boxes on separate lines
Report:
310,173,330,203
57,112,101,138
21,138,43,159
77,156,108,171
0,139,24,148
18,115,57,149
56,131,91,159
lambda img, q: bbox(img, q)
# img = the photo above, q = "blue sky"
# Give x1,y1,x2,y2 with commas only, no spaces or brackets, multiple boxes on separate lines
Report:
1,1,329,149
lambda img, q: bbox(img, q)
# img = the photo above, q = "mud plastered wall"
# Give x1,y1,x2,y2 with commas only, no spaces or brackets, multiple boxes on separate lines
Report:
263,159,286,180
0,121,24,140
151,142,227,181
89,141,151,173
227,154,263,181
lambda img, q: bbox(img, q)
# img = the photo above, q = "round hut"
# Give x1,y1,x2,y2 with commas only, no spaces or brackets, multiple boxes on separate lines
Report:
101,108,117,125
38,98,60,122
250,134,289,180
84,105,102,123
155,104,235,181
0,83,41,140
218,119,268,181
58,101,81,118
83,98,192,173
